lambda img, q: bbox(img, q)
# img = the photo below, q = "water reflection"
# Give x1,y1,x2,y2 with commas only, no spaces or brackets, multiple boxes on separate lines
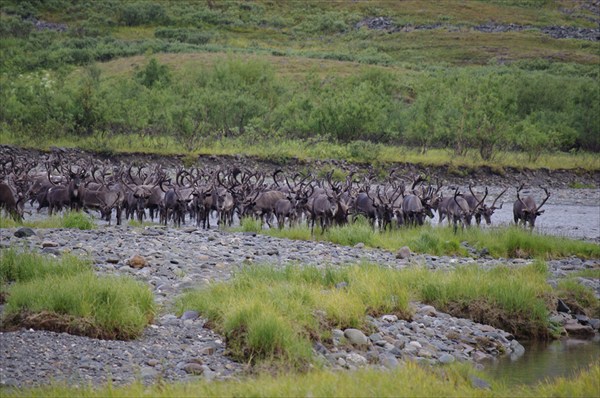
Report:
483,337,600,385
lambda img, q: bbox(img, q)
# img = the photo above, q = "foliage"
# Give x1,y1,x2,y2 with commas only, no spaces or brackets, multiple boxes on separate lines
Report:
556,277,600,318
0,0,597,159
1,250,155,340
0,248,91,285
250,223,600,260
177,261,555,371
0,211,95,229
3,362,599,397
176,264,412,369
415,262,553,338
135,57,171,88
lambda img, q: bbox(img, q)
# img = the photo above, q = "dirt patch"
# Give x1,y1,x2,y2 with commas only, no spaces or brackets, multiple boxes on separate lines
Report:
443,299,550,340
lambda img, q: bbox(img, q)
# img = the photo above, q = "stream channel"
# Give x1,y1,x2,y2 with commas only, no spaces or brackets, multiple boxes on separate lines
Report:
483,337,600,385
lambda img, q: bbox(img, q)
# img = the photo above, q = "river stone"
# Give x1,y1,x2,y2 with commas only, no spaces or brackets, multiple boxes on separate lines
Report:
438,353,455,364
472,351,489,362
418,305,437,316
557,299,571,313
381,354,399,369
14,228,35,238
510,340,525,357
564,323,595,337
470,375,491,390
346,352,367,367
180,310,199,321
344,329,368,347
382,315,398,323
41,240,59,248
396,246,411,259
127,254,148,269
183,363,204,375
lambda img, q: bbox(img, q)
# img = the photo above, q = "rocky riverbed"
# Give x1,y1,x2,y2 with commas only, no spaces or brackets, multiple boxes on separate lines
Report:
1,224,598,389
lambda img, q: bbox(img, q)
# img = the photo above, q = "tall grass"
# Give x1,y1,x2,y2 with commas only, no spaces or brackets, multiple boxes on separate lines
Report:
3,131,599,171
1,250,155,340
6,361,599,398
555,277,600,317
0,248,91,285
241,222,600,260
176,264,412,369
177,262,554,369
416,261,553,338
0,211,95,230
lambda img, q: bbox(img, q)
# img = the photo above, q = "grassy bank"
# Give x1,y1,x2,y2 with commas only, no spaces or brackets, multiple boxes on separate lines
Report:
0,211,95,229
176,262,555,370
237,219,600,260
5,361,598,398
2,132,599,173
0,249,155,340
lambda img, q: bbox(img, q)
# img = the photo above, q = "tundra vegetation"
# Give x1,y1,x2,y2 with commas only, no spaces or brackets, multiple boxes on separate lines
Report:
0,210,95,229
6,362,599,398
0,249,155,340
0,0,598,169
238,218,600,260
1,0,599,396
176,262,557,370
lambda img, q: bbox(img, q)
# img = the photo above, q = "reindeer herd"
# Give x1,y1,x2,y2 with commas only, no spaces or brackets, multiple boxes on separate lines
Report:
0,149,551,233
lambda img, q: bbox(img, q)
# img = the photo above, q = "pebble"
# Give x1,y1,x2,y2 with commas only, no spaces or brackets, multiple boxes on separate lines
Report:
0,222,598,388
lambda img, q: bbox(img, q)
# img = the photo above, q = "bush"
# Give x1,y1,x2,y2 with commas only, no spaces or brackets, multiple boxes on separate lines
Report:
119,2,167,26
154,28,211,45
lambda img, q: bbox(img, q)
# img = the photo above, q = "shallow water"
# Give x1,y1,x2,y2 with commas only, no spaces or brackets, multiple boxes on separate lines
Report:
483,337,600,385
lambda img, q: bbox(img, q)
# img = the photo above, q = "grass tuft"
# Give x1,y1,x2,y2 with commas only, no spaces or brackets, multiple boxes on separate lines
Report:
1,250,155,340
0,211,95,230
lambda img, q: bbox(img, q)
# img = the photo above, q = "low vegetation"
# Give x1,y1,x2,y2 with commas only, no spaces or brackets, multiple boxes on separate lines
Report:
237,218,600,260
0,211,95,229
555,277,600,318
176,262,555,370
0,249,155,340
1,1,598,168
5,361,599,398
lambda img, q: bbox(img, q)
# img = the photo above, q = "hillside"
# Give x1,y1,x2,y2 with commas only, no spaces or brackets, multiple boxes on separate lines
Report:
1,0,599,168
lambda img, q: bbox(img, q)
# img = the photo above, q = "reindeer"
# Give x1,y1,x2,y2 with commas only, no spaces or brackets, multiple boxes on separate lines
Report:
513,184,550,229
0,178,25,221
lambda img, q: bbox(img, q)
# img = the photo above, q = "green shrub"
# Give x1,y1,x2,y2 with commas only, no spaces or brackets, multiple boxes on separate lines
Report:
154,28,211,45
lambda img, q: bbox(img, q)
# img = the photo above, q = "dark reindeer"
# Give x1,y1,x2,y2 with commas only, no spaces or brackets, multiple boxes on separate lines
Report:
0,178,25,221
513,184,550,229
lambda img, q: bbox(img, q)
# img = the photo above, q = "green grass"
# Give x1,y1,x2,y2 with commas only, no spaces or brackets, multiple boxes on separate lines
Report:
177,261,554,370
0,211,95,230
0,248,91,285
236,221,600,260
176,264,412,370
1,250,155,340
555,277,600,318
571,268,600,279
5,361,599,398
3,131,598,172
416,261,553,338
